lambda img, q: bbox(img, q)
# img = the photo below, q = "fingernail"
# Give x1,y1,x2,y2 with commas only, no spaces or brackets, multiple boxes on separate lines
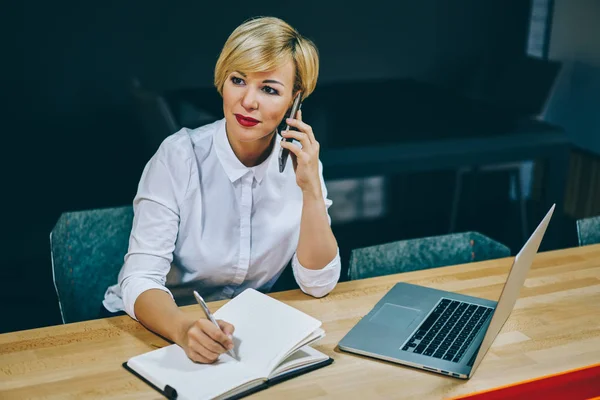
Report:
228,343,234,350
227,334,233,340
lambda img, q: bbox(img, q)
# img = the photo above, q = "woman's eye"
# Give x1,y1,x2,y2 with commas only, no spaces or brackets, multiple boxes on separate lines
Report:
231,76,245,85
262,86,279,95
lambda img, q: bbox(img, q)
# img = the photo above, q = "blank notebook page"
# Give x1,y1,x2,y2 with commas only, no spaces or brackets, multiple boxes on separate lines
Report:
214,288,322,373
127,345,260,400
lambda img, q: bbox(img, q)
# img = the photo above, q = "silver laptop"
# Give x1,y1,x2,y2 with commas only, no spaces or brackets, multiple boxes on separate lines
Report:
338,204,555,379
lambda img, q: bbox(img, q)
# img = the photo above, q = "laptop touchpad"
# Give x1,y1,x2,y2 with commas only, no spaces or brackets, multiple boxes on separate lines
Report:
369,303,421,331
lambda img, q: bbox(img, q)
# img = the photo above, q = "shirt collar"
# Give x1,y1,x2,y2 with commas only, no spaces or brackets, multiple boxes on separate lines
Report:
214,118,278,184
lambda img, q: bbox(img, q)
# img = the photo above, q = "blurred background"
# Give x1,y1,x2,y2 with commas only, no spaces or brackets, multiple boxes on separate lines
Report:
2,0,599,333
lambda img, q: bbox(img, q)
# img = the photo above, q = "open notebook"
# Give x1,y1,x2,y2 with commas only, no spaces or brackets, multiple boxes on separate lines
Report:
123,288,333,400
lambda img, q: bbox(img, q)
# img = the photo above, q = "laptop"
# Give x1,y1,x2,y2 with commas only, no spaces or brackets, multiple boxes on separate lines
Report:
338,204,555,379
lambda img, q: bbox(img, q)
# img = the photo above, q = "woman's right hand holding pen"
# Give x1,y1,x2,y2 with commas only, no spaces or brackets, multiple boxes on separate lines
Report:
177,318,235,363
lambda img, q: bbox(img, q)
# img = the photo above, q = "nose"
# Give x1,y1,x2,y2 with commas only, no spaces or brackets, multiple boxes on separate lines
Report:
241,88,259,111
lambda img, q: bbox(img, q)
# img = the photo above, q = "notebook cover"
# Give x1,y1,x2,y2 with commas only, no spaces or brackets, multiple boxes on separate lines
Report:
123,357,334,400
123,361,178,400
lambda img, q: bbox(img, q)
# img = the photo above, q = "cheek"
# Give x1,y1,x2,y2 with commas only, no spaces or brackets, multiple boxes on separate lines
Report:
269,109,285,121
264,111,285,130
222,83,241,109
222,89,234,110
266,103,288,123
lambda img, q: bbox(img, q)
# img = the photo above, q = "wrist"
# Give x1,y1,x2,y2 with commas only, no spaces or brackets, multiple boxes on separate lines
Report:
175,315,195,346
301,183,323,200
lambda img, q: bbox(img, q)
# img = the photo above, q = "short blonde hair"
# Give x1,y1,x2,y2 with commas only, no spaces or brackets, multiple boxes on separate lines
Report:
214,17,319,101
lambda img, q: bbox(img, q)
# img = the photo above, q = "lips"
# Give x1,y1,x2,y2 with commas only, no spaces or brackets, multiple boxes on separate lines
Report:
235,114,260,127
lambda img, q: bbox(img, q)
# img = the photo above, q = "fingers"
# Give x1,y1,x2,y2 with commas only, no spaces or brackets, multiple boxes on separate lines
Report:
280,140,308,163
202,320,234,351
285,113,316,143
191,327,228,354
187,350,214,364
185,328,221,363
217,319,235,337
188,340,220,363
183,319,235,364
281,129,310,150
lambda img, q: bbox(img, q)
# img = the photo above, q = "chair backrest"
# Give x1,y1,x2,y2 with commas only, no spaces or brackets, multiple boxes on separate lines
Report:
576,215,600,246
348,231,510,281
50,206,133,324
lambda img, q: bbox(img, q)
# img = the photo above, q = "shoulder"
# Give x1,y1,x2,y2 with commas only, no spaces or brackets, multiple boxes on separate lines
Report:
155,118,224,168
139,119,224,201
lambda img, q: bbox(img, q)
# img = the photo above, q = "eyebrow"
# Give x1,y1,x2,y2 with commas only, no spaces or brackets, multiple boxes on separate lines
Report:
234,71,285,87
263,79,285,87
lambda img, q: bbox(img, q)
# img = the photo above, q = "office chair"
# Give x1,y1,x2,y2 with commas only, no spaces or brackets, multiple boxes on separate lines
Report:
348,231,510,281
50,206,133,324
576,215,600,246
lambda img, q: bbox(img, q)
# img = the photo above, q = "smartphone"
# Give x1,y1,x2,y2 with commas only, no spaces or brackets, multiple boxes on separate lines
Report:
278,92,303,173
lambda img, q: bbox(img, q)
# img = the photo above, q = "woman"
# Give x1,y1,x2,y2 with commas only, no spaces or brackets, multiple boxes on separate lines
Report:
102,16,341,364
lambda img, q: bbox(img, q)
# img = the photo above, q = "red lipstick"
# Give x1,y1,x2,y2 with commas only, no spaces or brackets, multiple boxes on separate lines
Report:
235,114,259,127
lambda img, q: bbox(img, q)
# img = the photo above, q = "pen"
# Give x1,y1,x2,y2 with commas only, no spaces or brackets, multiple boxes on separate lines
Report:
193,290,237,360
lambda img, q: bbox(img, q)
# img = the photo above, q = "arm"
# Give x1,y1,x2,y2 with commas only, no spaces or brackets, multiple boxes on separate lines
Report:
134,289,195,345
296,174,338,269
120,137,233,363
134,289,234,364
280,110,342,297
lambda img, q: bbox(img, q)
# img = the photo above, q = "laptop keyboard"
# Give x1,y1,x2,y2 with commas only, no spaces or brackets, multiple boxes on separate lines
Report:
401,298,493,363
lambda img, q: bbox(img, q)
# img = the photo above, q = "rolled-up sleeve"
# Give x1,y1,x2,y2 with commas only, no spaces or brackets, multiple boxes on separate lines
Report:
119,137,191,320
291,160,341,298
292,250,341,298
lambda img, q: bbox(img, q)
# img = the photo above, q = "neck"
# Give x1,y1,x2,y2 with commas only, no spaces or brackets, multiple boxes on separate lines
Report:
226,128,276,167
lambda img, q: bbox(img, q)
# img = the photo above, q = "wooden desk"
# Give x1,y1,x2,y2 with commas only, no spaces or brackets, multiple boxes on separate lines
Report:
2,244,599,399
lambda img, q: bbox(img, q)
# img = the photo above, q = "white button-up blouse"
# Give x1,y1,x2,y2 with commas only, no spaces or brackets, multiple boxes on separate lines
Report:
103,118,341,319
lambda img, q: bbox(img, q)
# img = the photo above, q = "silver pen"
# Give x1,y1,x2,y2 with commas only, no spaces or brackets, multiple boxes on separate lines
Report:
193,290,237,360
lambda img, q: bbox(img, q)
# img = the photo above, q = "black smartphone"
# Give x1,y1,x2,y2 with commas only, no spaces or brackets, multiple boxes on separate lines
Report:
278,92,303,173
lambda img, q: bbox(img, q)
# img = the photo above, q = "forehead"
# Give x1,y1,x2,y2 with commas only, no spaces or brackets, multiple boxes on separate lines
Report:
243,60,295,84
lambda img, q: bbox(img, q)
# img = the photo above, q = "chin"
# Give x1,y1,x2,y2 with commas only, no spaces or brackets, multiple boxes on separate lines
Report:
228,119,274,142
237,134,265,143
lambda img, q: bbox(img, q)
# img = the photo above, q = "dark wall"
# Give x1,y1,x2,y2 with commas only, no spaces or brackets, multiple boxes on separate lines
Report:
1,0,531,333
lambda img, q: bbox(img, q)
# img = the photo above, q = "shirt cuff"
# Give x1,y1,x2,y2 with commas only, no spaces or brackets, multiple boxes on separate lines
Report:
292,249,341,298
121,276,174,321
